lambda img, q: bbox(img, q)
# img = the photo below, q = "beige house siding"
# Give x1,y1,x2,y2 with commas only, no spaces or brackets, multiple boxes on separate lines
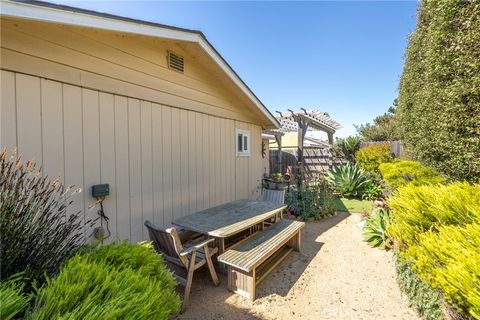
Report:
0,15,269,243
1,70,263,243
0,17,268,126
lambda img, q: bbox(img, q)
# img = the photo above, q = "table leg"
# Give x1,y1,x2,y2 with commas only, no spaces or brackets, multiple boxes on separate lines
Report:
218,238,225,255
215,238,227,274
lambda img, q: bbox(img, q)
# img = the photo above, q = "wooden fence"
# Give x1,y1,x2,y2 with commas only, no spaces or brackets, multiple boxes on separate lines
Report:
269,147,344,176
359,141,404,157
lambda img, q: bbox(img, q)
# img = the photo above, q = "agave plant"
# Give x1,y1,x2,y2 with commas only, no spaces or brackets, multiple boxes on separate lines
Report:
363,209,392,249
325,162,368,197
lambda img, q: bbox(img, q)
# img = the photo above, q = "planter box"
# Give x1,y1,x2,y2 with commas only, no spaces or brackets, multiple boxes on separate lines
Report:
265,180,289,190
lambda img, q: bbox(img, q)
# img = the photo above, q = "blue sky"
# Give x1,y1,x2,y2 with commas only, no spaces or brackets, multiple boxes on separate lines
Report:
54,1,419,138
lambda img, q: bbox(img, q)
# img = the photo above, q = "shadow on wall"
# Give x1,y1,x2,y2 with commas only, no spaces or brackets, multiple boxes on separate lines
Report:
172,212,350,320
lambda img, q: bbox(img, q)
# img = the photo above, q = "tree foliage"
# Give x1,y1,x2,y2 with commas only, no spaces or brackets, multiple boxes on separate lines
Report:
397,0,480,182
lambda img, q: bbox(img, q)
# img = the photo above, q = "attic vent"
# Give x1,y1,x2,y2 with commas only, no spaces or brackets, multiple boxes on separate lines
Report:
167,51,184,73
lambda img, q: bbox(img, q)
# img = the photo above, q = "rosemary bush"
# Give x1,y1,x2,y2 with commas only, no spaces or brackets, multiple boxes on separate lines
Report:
81,241,178,290
29,243,181,319
0,149,86,291
0,275,31,320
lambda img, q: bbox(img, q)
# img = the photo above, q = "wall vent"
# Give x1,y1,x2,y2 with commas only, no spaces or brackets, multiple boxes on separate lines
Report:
167,51,184,73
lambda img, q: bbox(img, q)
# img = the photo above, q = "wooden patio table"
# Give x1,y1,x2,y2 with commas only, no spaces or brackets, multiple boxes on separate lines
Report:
171,199,287,255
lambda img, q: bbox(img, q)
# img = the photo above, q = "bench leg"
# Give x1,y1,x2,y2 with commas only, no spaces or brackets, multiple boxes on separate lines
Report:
287,231,301,251
227,266,256,301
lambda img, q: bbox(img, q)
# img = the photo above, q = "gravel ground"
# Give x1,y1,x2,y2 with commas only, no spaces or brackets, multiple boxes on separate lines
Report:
174,212,419,320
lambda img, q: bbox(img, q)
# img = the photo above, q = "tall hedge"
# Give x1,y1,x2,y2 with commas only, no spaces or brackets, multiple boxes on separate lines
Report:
397,0,480,183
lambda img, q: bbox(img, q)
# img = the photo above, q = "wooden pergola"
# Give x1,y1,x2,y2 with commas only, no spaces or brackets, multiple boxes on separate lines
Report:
265,108,342,185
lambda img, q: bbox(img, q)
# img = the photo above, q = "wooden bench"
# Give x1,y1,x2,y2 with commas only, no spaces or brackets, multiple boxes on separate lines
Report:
218,219,305,300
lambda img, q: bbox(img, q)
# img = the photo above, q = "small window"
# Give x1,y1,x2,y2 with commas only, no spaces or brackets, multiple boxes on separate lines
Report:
236,129,250,156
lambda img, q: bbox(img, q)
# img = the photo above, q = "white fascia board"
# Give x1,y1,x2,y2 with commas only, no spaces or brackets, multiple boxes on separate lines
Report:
1,1,198,42
1,1,280,129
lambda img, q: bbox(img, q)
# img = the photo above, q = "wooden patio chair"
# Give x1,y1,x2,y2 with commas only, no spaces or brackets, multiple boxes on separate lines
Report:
250,189,287,234
262,189,285,225
263,189,286,205
144,220,220,312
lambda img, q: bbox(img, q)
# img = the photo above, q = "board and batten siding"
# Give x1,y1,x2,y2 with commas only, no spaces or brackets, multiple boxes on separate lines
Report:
0,71,263,242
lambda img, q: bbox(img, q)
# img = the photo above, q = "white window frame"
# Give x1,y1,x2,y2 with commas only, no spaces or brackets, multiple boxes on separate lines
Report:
236,129,250,156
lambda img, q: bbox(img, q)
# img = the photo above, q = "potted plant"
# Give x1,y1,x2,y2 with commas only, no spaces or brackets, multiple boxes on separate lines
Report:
264,173,290,190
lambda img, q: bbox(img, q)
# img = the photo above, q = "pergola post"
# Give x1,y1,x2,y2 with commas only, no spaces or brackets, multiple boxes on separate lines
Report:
327,132,334,145
296,118,308,188
274,134,282,173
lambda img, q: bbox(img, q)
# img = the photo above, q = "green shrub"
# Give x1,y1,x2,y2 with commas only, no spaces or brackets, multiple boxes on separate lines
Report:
397,0,480,183
0,276,31,320
395,259,445,320
361,180,383,200
29,243,180,320
285,178,336,219
379,160,446,189
404,224,480,319
388,182,480,248
355,144,393,173
389,182,480,319
81,242,177,290
0,150,85,291
325,163,368,197
363,209,392,249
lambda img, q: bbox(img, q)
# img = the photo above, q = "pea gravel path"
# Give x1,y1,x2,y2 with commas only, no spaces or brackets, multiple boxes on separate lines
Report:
174,212,420,320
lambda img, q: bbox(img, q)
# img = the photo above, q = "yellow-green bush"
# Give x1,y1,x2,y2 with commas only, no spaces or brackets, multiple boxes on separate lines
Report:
404,224,480,319
29,242,180,319
355,144,393,173
0,276,31,320
389,182,480,318
389,182,480,248
379,161,446,189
